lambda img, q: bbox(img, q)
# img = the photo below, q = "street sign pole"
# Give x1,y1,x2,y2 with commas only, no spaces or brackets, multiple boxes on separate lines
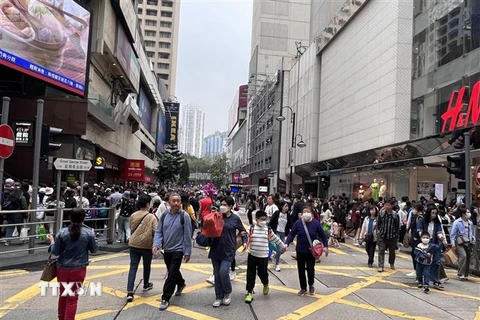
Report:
465,132,471,211
0,97,10,209
55,170,62,233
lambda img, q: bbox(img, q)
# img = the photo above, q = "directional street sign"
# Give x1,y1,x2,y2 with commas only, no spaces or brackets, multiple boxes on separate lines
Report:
53,158,92,171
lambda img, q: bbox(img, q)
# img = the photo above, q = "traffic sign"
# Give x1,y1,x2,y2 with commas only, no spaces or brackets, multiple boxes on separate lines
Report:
53,158,92,171
476,166,480,185
0,124,15,159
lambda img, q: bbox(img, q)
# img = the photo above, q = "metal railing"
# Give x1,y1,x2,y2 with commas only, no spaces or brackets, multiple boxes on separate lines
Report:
0,207,116,255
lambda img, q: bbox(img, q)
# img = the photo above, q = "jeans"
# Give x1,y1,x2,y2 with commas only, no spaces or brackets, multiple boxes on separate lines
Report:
162,251,185,302
365,240,377,265
117,216,131,242
212,259,232,299
127,247,153,292
56,267,87,320
456,244,471,277
246,254,268,293
296,252,315,290
275,232,285,265
377,236,397,268
6,215,23,242
430,263,440,284
416,263,431,286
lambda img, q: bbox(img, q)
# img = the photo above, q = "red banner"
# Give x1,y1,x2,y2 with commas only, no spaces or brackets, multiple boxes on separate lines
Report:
125,159,145,182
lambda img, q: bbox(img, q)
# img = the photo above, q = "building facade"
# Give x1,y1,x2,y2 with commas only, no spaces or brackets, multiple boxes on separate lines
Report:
203,131,227,158
137,0,180,96
179,104,205,157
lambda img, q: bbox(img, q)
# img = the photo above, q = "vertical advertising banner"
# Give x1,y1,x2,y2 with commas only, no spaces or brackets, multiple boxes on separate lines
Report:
138,89,152,132
164,102,180,146
125,159,145,181
156,109,166,154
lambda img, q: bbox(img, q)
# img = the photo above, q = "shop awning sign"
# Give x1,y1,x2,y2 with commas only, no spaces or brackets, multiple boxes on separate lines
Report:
441,81,480,133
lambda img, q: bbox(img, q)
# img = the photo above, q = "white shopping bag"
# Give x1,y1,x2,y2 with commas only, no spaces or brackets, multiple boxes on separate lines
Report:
20,227,29,241
12,227,19,237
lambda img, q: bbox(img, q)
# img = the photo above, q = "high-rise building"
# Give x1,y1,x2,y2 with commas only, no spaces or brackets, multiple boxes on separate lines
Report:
203,131,227,158
179,104,205,157
137,0,180,96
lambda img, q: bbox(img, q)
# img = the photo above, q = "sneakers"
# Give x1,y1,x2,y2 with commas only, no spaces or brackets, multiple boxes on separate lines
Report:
212,299,222,308
433,282,444,290
263,285,269,295
159,300,169,311
406,271,417,277
126,292,134,303
377,267,384,273
175,284,186,296
142,283,153,292
222,293,231,306
297,289,307,296
459,275,467,281
390,264,395,270
309,286,315,295
229,271,236,281
275,265,281,272
206,275,215,285
245,292,254,304
417,283,423,288
439,278,449,284
424,286,430,293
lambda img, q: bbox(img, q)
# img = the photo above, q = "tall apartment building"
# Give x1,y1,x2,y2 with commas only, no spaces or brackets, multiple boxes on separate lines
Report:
137,0,180,97
179,104,205,157
203,131,227,158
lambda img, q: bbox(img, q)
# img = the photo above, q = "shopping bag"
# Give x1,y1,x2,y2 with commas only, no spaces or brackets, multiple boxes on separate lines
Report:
201,211,225,238
12,227,19,237
37,225,47,241
20,227,29,242
443,248,458,265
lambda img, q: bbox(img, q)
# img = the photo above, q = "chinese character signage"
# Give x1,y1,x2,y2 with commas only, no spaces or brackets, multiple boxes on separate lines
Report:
125,159,145,181
0,0,90,96
164,102,180,146
441,81,480,133
13,121,33,146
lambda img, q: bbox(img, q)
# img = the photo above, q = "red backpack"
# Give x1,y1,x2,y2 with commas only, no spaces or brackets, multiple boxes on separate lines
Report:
201,210,225,238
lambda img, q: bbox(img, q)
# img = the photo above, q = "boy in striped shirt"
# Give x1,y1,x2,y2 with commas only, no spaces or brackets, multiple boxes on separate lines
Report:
245,210,286,303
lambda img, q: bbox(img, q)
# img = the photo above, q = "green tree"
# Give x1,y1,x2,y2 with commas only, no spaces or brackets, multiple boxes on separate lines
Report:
156,145,184,186
209,153,230,188
185,154,212,175
179,159,190,186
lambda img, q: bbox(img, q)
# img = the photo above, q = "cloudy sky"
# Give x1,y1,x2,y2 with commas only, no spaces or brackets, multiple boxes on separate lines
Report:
176,0,253,137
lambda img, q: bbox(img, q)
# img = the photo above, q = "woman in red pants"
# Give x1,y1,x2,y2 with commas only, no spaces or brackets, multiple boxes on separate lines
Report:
47,207,98,320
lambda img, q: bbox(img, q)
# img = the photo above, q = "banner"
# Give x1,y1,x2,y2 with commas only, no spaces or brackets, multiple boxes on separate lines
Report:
138,89,152,132
125,159,145,181
164,102,180,146
156,109,166,153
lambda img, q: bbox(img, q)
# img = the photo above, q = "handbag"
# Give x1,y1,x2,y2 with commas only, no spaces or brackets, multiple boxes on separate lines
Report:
443,248,458,265
40,254,58,282
365,232,374,243
403,233,411,248
201,211,225,238
302,220,323,259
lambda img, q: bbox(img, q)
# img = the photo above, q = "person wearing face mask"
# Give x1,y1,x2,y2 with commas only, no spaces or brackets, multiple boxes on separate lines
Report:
285,205,328,296
450,206,474,281
208,196,247,307
244,211,286,303
416,206,446,289
414,232,439,293
405,203,424,277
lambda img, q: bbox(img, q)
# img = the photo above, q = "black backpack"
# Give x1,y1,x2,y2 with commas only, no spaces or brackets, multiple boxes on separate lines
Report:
3,188,23,210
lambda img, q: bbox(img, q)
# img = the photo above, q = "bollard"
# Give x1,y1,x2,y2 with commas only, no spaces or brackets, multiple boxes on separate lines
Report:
107,207,116,244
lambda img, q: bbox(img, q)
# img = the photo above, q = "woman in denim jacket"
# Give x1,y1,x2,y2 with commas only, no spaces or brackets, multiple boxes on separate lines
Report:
449,206,474,280
47,208,98,320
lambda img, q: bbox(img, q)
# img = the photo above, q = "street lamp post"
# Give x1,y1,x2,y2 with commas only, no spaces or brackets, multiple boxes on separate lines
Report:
277,107,306,197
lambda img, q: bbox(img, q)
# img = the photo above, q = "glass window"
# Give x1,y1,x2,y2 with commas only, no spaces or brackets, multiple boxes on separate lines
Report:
145,20,157,26
145,30,156,37
162,1,173,7
158,52,170,59
146,9,157,16
147,0,158,5
160,32,171,38
161,11,173,17
147,51,155,58
159,42,171,48
158,73,169,80
137,8,143,14
157,63,169,69
145,41,155,47
160,21,172,28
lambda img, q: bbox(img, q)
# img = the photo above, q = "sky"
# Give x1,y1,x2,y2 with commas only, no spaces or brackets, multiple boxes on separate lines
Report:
176,0,253,137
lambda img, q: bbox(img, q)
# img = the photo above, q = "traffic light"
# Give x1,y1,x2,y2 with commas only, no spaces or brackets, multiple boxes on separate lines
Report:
446,153,465,180
320,175,330,188
41,125,62,157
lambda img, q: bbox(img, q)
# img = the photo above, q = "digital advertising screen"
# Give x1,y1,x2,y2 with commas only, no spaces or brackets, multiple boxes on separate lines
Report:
0,0,90,96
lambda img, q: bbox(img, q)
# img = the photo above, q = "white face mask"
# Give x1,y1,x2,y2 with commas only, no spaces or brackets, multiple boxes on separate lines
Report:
302,212,312,222
220,205,229,214
421,238,430,244
465,212,472,219
258,221,267,227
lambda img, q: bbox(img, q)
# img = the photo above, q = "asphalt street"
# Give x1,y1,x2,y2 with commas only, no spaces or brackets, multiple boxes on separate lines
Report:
0,211,479,320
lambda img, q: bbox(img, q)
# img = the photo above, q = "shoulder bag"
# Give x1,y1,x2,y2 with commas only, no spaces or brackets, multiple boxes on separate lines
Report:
40,254,58,282
302,220,323,259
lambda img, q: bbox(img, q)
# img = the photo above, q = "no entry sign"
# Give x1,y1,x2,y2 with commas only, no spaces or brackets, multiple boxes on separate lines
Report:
0,124,15,159
476,166,480,185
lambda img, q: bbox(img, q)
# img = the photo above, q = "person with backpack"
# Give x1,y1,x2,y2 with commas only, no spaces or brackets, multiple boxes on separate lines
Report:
376,200,400,272
3,180,27,246
152,194,192,311
244,210,286,303
127,194,158,302
117,191,135,243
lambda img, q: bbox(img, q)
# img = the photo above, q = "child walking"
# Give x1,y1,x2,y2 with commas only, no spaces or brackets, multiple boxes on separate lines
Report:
329,217,340,248
414,231,439,293
245,210,286,303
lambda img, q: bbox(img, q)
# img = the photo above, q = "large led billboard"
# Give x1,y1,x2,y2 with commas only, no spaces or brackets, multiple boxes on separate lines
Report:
0,0,90,96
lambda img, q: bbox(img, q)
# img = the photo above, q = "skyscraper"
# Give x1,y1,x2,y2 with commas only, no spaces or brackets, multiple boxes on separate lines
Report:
137,0,180,96
203,131,227,158
179,104,205,157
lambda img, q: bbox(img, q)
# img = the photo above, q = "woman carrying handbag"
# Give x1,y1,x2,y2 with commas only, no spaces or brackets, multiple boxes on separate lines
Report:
46,208,98,320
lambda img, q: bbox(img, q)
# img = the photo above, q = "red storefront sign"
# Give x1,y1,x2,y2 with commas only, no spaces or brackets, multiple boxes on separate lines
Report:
441,81,480,133
125,159,145,181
